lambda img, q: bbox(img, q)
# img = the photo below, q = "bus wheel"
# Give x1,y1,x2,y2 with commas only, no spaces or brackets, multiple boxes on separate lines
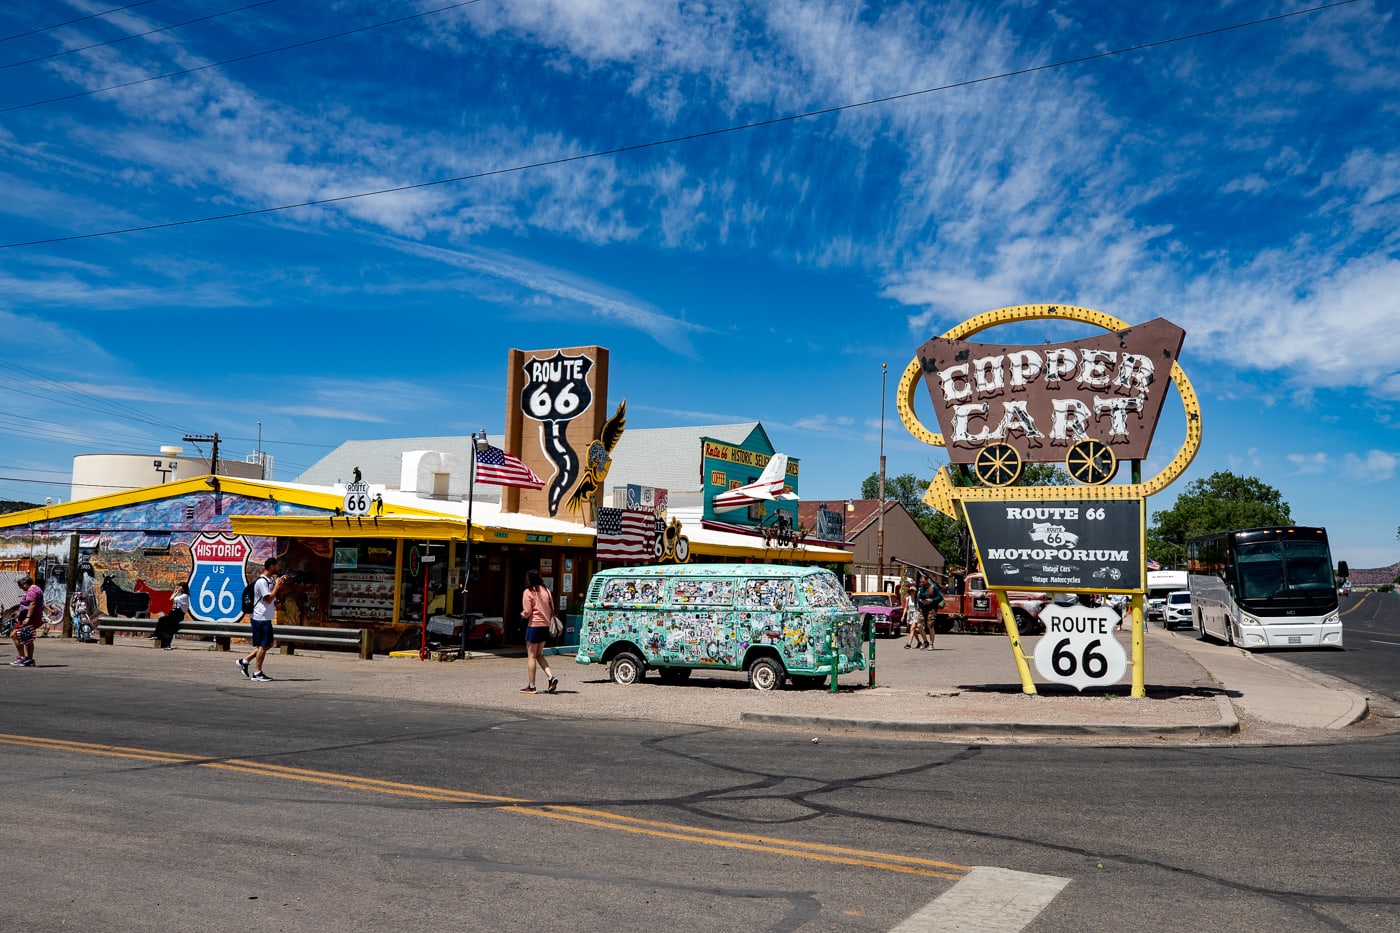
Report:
747,656,785,691
609,651,645,685
1225,622,1236,648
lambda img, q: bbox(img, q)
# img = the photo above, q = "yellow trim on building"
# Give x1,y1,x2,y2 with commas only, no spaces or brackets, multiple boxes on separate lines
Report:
0,475,450,529
227,515,596,548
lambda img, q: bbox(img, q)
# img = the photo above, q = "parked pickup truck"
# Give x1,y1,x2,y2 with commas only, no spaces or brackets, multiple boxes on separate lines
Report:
851,592,905,637
933,572,1049,636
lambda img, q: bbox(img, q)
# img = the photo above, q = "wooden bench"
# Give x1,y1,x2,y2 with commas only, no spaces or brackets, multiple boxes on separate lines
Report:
97,617,374,660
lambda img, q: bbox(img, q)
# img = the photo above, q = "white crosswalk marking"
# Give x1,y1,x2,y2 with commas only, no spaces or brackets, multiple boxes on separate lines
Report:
890,866,1070,933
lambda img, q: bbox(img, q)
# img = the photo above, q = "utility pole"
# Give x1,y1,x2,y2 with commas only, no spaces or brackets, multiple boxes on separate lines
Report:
877,363,887,592
182,432,220,478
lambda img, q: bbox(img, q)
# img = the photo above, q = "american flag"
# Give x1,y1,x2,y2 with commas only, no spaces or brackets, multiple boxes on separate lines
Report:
1146,557,1162,571
474,445,543,489
596,507,656,562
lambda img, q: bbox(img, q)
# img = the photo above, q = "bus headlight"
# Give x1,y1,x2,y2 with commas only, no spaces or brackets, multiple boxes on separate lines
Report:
1323,610,1340,625
1239,613,1262,627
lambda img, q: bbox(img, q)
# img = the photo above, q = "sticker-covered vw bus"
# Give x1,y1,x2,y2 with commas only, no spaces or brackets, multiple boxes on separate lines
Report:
575,564,864,690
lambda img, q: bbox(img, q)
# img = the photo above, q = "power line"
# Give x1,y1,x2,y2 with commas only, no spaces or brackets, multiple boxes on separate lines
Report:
0,361,189,434
1,0,485,114
0,1,161,43
0,0,1361,251
0,0,277,72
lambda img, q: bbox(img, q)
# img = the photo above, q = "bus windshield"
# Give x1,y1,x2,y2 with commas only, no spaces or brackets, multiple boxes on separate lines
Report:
1236,539,1334,602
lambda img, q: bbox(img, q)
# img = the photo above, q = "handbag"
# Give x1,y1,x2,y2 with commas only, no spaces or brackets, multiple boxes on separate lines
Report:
548,614,564,638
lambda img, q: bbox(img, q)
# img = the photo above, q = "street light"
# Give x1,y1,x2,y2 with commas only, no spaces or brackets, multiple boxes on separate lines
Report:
460,430,489,658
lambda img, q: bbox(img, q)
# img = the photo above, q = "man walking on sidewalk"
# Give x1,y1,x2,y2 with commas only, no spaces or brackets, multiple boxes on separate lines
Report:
238,558,278,683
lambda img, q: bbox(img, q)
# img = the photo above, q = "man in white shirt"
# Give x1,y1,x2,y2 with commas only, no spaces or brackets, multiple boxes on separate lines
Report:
238,558,279,682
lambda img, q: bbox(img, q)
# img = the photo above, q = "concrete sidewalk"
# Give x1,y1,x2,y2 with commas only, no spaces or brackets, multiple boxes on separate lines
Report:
14,623,1377,744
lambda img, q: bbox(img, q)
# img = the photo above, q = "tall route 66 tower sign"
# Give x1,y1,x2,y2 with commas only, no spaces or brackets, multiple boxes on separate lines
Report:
897,305,1203,697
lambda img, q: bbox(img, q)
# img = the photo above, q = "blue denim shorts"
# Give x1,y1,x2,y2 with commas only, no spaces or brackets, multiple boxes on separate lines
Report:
250,619,274,648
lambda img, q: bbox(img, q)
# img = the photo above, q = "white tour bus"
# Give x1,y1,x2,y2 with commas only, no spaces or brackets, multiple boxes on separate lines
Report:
1187,526,1344,649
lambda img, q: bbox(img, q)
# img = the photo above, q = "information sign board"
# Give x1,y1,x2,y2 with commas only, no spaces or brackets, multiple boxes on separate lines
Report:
963,499,1143,592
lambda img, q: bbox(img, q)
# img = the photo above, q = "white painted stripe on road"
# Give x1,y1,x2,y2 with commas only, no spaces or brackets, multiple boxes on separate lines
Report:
889,866,1069,933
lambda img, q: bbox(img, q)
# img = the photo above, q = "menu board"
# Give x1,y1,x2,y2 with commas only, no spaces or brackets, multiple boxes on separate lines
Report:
329,569,395,622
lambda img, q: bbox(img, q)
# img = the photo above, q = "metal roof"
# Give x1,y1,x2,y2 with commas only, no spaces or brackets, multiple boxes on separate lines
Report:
295,423,766,499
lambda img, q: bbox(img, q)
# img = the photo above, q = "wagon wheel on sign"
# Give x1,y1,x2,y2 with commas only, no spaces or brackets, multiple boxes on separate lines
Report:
974,443,1023,487
1066,439,1117,485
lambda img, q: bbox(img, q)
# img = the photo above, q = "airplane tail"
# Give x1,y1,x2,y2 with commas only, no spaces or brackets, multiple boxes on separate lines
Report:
757,453,787,486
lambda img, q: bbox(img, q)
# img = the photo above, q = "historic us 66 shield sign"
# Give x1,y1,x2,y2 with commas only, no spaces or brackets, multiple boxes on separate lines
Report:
1033,603,1127,691
189,533,249,623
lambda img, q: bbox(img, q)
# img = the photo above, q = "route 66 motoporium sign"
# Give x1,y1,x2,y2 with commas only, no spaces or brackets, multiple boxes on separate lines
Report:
962,499,1144,593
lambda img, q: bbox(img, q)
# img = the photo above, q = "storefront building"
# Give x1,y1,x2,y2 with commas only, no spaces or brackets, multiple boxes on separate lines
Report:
0,346,851,649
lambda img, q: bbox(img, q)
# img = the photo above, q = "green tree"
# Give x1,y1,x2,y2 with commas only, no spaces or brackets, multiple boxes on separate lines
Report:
1148,471,1292,568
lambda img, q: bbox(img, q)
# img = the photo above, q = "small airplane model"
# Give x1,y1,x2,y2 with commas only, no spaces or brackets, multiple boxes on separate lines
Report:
712,453,799,513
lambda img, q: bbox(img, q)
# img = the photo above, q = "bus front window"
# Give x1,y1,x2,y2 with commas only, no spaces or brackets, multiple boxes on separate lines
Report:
1236,543,1284,600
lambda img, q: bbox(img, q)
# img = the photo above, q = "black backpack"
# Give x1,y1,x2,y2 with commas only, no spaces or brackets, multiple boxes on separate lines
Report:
241,580,256,614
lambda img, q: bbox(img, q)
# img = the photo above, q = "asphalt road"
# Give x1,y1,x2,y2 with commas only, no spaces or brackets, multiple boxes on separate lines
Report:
5,650,1400,932
1278,590,1400,701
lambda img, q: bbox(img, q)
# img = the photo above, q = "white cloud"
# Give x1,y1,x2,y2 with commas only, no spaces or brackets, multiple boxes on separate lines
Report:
1344,449,1398,482
1286,451,1328,474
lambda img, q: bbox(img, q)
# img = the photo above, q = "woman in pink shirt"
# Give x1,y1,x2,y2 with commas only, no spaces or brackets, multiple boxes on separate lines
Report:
10,572,42,667
519,569,558,694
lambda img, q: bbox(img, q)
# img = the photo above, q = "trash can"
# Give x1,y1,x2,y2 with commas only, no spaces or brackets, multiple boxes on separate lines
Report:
562,613,582,648
544,613,582,656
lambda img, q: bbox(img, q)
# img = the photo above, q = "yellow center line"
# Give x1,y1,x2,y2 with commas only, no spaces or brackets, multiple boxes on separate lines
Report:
1,732,971,879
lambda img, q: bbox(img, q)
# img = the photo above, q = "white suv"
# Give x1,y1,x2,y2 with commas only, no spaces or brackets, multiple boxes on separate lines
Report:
1163,590,1193,630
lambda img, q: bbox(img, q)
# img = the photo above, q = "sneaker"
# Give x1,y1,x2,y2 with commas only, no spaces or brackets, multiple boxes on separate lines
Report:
10,658,25,666
23,657,36,666
237,658,250,679
520,685,536,694
250,672,273,682
547,677,558,694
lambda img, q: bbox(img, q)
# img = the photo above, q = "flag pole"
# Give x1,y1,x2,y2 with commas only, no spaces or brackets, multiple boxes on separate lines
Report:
461,430,483,659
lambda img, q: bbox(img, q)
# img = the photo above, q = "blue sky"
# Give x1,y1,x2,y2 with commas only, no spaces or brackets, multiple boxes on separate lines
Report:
1,1,1397,568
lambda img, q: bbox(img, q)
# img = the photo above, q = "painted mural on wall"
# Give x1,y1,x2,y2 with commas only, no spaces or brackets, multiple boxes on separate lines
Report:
0,492,321,619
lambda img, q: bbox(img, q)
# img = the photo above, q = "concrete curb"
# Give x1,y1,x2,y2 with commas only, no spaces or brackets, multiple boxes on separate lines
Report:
1245,651,1371,729
740,695,1240,737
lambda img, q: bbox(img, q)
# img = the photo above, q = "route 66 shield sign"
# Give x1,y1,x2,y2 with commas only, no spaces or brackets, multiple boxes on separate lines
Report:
189,533,249,623
1033,604,1127,691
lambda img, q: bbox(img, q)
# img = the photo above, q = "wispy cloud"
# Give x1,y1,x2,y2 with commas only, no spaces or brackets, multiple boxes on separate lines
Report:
382,237,709,355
